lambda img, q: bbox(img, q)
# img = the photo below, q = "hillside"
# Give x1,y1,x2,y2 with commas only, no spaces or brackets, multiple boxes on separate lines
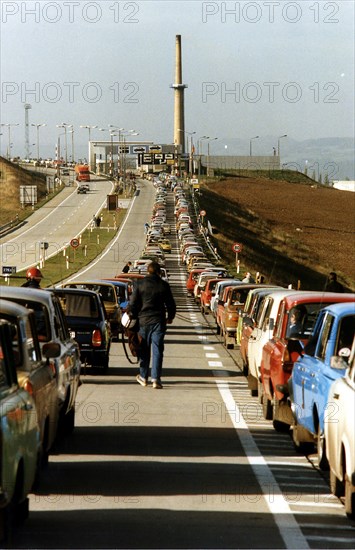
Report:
0,157,48,225
199,173,355,291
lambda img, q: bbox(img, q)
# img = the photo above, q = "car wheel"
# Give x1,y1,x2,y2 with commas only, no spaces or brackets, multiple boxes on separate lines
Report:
63,407,75,435
262,393,272,420
292,421,314,453
272,394,289,432
329,468,344,497
345,474,355,519
317,425,329,470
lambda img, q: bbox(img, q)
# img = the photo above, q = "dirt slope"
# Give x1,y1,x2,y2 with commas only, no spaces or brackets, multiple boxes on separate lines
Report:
200,175,355,291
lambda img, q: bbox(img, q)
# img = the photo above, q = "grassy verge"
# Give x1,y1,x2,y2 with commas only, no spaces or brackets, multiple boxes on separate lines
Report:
1,207,128,288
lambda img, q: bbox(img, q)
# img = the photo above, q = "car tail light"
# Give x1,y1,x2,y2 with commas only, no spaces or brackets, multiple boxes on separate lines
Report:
92,330,102,347
23,380,34,396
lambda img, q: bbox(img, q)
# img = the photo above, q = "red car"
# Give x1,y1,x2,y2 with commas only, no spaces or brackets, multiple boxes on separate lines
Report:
200,278,221,315
261,291,355,432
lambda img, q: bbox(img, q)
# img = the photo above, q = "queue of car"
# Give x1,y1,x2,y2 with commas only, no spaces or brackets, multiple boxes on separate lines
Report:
175,179,355,520
0,274,132,537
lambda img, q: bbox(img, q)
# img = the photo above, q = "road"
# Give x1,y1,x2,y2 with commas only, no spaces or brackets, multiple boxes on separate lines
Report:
10,180,355,549
0,176,114,275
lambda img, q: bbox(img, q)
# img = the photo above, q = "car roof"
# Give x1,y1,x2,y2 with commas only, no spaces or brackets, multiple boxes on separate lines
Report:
0,297,32,318
0,285,55,307
281,291,355,308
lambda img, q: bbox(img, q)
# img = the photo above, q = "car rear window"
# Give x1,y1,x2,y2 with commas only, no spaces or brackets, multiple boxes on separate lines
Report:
60,294,99,319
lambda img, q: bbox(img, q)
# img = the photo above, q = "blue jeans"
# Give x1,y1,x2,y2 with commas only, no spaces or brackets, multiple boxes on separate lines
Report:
138,322,165,381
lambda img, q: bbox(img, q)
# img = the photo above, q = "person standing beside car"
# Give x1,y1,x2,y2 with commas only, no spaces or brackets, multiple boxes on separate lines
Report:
129,261,176,389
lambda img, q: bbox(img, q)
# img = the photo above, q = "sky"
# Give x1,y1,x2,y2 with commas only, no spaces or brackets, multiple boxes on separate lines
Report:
0,0,354,160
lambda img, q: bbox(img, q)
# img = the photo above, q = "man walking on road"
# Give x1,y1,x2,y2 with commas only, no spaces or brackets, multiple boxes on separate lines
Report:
129,261,176,389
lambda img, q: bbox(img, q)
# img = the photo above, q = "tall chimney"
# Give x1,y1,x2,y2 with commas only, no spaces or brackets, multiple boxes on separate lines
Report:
171,35,187,153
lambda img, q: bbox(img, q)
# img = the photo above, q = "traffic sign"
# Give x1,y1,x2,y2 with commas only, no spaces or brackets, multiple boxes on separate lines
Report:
2,266,16,275
149,145,162,152
70,238,80,249
232,242,243,253
132,146,147,153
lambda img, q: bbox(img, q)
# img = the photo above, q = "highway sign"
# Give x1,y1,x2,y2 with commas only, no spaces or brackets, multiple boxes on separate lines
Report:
70,238,80,249
132,146,147,154
232,242,243,253
119,146,129,154
2,266,16,275
149,145,162,152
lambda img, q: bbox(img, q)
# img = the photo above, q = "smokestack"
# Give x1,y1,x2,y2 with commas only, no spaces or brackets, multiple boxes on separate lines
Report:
171,34,187,153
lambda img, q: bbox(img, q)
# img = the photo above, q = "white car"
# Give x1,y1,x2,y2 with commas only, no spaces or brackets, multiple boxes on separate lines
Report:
247,290,293,397
325,340,355,519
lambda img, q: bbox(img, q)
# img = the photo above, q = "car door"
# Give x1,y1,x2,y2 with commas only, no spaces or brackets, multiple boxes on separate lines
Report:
51,297,81,414
15,313,58,452
0,321,39,506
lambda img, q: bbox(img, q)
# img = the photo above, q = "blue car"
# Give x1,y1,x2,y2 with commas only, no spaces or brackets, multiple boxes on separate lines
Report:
290,301,355,468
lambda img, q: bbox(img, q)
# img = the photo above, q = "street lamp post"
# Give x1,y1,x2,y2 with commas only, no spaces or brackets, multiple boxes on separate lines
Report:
0,123,19,159
197,136,209,176
177,129,196,175
249,135,259,156
277,134,287,157
56,123,72,164
69,127,75,163
80,125,98,169
31,123,46,161
207,137,218,176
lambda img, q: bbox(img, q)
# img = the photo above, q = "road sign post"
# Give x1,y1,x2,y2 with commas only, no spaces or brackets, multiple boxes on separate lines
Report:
232,243,243,273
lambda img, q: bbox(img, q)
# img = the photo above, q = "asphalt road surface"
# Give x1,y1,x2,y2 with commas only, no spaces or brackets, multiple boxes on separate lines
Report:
0,176,114,274
10,180,355,549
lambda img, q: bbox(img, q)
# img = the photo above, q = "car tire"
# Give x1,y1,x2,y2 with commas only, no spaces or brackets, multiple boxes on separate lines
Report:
63,407,75,435
317,425,329,470
345,474,355,519
292,421,314,453
329,468,344,498
262,393,272,420
272,394,289,432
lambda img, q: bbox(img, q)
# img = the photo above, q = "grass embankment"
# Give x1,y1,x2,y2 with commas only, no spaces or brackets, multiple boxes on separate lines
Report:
1,207,127,288
198,171,355,291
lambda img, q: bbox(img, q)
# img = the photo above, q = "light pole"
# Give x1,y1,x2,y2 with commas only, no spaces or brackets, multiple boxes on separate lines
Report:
197,136,209,176
69,127,75,163
278,134,287,157
31,123,46,161
249,135,259,156
0,123,19,159
121,130,138,180
177,129,196,175
80,125,98,168
56,123,71,164
207,137,218,176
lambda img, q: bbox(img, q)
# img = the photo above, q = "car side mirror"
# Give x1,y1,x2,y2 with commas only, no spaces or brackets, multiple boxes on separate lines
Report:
42,341,61,359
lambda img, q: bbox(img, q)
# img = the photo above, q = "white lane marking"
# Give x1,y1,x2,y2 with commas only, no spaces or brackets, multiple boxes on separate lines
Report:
217,381,309,550
208,361,223,367
206,353,219,358
67,194,137,280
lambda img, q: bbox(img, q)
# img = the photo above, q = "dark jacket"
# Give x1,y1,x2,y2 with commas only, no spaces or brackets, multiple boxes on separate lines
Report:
129,274,176,327
22,279,41,288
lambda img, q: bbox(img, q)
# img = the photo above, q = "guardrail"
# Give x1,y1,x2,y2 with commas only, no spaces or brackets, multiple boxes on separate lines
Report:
0,216,21,238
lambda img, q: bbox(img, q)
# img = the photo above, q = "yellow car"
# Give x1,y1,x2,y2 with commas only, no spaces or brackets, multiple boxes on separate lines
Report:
158,239,172,253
